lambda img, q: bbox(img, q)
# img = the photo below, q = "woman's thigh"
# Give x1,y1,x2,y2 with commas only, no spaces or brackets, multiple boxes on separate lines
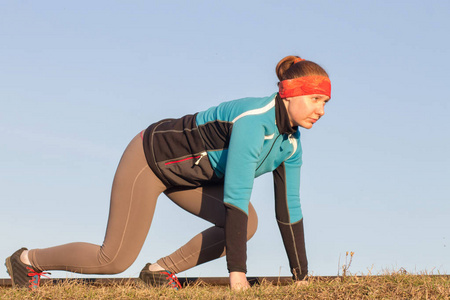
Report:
101,134,167,266
164,184,258,236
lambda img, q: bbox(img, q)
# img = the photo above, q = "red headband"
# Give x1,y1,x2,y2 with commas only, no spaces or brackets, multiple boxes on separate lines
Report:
278,75,331,98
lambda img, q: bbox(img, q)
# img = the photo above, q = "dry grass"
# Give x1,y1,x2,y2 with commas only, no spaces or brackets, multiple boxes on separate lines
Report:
1,272,449,299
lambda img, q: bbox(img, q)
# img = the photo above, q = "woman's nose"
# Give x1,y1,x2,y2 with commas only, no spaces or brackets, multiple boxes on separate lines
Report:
316,104,325,116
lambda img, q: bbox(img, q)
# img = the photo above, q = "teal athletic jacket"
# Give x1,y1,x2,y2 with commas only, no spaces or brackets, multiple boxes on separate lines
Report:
143,92,308,280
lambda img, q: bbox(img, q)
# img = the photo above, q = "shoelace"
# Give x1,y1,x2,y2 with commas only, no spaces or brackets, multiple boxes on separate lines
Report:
160,271,182,290
27,266,51,290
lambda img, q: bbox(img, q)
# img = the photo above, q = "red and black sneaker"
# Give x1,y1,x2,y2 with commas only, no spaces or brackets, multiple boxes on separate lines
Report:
139,263,182,290
5,248,50,290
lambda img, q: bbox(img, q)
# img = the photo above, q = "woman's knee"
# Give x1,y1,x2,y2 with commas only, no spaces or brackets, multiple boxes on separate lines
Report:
96,248,136,274
96,259,132,274
247,203,258,240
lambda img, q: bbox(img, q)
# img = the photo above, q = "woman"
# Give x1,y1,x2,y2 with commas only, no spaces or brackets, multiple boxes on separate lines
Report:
5,55,331,290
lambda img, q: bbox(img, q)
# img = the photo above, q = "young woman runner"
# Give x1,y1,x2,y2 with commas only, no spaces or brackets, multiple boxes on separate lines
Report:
5,55,331,290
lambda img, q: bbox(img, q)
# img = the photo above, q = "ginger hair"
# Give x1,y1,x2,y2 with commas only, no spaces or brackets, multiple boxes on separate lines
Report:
276,55,329,82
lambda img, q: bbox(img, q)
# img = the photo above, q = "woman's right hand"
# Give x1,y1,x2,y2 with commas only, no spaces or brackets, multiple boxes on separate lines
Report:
229,271,250,291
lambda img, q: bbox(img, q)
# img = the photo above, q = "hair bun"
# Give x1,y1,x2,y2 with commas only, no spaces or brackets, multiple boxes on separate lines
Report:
275,55,328,82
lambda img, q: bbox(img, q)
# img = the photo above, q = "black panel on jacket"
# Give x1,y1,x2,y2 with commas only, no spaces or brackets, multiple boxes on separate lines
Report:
273,162,290,223
198,120,233,151
224,204,248,273
150,114,204,161
273,162,308,280
277,219,308,280
142,114,222,187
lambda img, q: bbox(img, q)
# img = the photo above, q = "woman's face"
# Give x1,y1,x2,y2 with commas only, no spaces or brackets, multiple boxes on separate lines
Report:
284,94,330,129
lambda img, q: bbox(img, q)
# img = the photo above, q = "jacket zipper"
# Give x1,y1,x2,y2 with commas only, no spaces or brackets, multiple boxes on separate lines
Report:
256,133,297,171
195,151,207,165
165,151,207,166
256,134,281,171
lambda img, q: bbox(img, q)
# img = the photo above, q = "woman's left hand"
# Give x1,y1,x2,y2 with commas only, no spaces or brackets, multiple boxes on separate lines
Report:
295,280,309,287
229,271,250,291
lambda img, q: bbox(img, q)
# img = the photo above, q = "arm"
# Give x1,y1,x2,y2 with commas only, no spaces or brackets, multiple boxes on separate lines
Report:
222,117,265,283
273,157,308,281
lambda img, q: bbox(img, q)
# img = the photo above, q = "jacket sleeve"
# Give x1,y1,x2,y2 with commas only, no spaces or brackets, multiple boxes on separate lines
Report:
223,116,265,273
273,150,308,280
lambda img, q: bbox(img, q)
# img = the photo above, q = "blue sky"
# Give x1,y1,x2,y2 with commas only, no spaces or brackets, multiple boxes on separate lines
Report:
1,0,449,279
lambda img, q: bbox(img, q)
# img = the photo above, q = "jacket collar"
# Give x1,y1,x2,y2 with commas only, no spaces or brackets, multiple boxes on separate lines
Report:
275,93,298,135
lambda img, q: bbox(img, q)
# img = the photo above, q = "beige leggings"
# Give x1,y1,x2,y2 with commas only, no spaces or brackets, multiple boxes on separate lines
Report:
28,133,258,274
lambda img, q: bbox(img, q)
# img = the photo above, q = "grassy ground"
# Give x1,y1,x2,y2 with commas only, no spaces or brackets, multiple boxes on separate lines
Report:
1,273,449,299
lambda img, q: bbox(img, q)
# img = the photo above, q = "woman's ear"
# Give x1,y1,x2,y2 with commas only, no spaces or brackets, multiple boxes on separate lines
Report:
282,97,291,111
283,97,291,104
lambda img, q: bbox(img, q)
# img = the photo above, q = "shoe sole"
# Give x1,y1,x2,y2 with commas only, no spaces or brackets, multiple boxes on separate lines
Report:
5,256,16,288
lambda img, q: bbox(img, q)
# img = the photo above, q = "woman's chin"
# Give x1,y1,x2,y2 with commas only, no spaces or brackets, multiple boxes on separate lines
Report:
299,123,313,129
